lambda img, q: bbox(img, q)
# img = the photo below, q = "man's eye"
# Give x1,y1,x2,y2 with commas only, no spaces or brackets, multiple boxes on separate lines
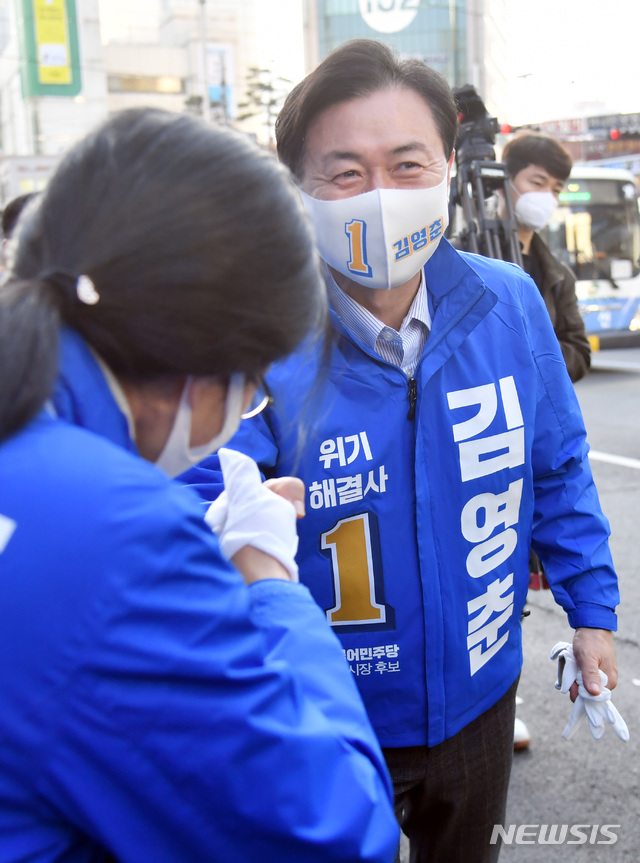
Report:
334,170,359,182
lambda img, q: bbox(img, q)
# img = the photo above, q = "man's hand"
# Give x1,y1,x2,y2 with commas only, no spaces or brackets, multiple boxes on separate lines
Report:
551,638,628,742
264,476,305,519
231,477,305,587
571,628,618,701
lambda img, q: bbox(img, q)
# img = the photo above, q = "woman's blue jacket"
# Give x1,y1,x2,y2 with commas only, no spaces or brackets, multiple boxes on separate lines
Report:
0,329,399,862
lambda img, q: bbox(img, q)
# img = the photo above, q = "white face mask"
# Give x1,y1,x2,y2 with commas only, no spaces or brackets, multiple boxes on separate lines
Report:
155,373,246,478
512,183,558,231
300,176,449,290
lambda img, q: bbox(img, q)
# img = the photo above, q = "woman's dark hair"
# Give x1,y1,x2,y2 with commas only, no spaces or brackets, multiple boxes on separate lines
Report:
502,132,573,183
0,107,325,441
276,39,459,179
1,192,38,239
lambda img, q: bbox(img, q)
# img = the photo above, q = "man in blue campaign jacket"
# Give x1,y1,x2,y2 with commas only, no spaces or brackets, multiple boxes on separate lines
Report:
0,325,399,863
186,240,619,743
182,41,620,863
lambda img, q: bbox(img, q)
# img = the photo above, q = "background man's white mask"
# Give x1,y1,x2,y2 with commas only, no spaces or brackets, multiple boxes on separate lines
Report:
300,177,449,290
511,184,558,232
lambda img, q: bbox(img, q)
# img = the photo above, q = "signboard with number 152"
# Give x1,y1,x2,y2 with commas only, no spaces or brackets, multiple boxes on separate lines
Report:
359,0,420,33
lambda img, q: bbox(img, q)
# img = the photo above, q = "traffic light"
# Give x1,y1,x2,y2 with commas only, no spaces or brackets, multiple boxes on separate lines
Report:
499,123,541,136
609,128,640,141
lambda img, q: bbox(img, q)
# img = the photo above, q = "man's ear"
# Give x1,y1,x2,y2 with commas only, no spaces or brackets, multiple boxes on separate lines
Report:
446,150,455,195
447,150,455,180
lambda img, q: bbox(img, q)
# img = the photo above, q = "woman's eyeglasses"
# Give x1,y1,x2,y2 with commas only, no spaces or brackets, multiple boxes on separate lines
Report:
241,377,273,420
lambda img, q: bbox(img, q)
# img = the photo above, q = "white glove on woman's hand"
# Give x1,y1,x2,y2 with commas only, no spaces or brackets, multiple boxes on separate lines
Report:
205,448,299,582
550,641,629,742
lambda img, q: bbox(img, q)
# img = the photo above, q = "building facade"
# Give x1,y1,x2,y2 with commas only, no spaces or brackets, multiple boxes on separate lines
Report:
303,0,509,124
0,0,304,205
517,112,640,175
0,0,109,157
0,1,520,206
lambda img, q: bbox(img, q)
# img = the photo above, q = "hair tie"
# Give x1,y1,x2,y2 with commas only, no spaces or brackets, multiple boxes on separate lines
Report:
76,275,100,305
41,271,100,305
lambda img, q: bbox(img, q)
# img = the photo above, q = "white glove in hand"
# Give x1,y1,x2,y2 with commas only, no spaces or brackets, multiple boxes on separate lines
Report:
205,448,299,582
550,641,629,742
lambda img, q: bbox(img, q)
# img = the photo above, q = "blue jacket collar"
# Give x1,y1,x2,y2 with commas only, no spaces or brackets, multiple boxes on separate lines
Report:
52,328,138,454
424,237,491,307
328,239,498,373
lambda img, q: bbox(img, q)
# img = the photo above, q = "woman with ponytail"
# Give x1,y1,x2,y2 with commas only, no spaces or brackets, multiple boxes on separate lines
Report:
0,108,398,863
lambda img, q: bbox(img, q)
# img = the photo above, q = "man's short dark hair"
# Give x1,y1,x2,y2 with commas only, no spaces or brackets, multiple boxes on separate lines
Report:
276,39,459,179
502,132,573,183
2,192,38,239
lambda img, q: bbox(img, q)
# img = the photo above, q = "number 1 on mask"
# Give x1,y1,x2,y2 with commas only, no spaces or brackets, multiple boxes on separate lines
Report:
345,219,373,278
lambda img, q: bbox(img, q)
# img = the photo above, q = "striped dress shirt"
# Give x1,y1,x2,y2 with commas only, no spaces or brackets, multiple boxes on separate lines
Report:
325,264,431,377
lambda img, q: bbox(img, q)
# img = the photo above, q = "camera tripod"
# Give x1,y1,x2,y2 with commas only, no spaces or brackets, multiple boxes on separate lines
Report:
449,85,523,269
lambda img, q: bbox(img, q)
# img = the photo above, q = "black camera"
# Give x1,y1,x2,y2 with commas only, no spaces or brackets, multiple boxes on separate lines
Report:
454,84,500,166
449,85,522,267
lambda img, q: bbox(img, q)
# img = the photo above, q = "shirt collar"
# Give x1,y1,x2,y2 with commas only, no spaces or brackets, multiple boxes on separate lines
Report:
325,263,432,351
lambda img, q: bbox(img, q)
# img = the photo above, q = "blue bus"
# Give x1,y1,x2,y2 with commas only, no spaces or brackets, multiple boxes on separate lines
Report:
541,166,640,349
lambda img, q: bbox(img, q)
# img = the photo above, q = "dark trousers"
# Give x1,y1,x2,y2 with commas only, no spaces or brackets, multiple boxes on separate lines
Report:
383,677,518,863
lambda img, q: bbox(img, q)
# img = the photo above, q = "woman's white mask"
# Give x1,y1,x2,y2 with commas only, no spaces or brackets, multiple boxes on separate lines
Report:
300,176,450,290
155,373,245,478
511,183,558,232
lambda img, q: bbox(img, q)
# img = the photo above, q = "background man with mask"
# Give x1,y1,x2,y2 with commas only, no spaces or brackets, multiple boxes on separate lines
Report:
184,40,621,863
500,131,591,383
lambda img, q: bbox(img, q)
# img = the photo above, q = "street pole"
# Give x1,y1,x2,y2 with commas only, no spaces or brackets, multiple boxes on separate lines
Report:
219,52,227,123
198,0,210,121
30,99,41,155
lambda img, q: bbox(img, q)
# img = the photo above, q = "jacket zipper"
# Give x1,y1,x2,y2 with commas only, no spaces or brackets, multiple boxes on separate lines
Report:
407,377,417,420
406,289,483,421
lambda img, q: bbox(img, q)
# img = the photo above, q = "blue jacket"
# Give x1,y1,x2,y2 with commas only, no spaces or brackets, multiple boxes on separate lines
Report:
183,240,619,749
0,329,399,863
